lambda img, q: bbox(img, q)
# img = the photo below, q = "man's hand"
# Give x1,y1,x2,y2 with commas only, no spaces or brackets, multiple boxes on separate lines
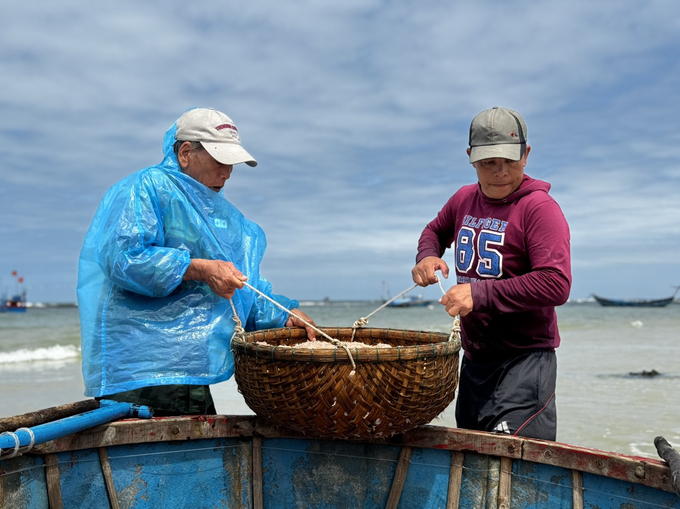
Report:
412,256,450,286
286,308,317,341
183,259,247,299
440,283,473,317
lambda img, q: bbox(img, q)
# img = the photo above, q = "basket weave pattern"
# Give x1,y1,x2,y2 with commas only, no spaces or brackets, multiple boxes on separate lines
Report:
232,327,460,440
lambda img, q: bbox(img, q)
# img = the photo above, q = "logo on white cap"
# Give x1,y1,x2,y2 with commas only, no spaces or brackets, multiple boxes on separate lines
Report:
215,123,239,140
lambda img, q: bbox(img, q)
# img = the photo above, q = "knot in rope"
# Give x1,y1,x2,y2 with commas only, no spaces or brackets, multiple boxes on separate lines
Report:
353,317,368,328
448,316,461,343
229,299,246,339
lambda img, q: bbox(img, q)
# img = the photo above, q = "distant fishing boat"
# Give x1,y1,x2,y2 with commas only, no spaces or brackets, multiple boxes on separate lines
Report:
2,290,26,313
592,286,679,308
380,282,433,308
3,291,27,312
1,270,27,313
387,295,433,307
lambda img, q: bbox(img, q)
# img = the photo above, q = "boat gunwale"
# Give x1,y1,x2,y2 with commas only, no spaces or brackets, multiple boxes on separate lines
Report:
28,415,677,494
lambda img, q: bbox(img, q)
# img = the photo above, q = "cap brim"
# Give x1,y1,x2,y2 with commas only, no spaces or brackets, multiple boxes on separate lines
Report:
201,142,258,167
469,144,522,164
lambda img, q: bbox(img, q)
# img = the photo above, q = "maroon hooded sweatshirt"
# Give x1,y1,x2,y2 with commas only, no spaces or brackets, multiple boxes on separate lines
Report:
416,175,571,362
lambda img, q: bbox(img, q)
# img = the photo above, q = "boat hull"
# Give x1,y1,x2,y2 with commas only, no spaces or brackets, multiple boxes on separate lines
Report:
2,307,26,313
593,295,674,307
386,299,433,307
1,416,678,508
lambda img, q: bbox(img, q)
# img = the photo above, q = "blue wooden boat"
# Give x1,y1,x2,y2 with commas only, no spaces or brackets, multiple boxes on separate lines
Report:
593,295,675,307
593,286,679,308
1,405,679,508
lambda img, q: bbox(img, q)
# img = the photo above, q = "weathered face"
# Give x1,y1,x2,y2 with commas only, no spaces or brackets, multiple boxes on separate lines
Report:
177,142,233,192
468,146,531,199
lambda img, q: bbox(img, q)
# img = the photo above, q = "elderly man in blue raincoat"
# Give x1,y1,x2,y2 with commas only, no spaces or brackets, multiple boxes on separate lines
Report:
78,108,316,415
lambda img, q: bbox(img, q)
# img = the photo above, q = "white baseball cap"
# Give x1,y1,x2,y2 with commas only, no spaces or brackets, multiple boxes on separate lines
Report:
175,108,258,167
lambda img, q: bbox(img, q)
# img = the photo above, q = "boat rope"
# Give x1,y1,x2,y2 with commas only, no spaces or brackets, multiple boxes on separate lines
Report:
350,284,418,339
351,278,461,343
229,276,462,375
433,278,462,344
0,431,20,459
17,427,35,454
229,283,358,374
0,427,37,459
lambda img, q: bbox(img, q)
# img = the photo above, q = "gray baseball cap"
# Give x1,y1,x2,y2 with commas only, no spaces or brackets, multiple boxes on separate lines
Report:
468,107,527,163
175,108,258,167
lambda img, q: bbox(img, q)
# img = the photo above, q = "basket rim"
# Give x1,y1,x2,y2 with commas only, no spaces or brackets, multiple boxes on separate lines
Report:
231,326,461,363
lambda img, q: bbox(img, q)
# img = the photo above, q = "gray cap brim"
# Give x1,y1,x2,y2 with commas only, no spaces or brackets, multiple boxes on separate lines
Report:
469,143,522,164
201,141,258,167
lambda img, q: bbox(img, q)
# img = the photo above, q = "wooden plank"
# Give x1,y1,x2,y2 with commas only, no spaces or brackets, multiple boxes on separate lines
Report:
446,451,464,509
33,418,519,460
572,469,583,509
33,415,266,454
0,400,99,433
98,448,120,509
44,453,63,509
400,426,523,460
385,446,412,509
461,453,499,508
521,439,675,494
497,457,512,509
252,436,263,509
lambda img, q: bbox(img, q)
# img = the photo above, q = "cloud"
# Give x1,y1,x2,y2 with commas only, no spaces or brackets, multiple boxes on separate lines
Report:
1,1,680,302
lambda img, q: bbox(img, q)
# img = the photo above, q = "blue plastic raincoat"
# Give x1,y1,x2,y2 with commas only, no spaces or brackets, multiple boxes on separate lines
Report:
78,120,297,397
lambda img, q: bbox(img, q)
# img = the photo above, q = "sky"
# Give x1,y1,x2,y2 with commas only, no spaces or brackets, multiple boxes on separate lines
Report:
1,1,680,304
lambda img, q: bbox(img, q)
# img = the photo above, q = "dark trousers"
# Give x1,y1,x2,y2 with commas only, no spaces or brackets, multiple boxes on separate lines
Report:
99,384,217,417
455,350,557,441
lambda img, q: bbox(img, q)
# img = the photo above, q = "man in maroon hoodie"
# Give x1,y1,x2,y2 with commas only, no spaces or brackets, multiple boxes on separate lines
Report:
412,107,571,440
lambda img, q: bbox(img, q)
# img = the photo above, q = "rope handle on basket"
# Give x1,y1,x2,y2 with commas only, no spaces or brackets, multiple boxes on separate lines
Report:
228,282,358,374
352,278,461,343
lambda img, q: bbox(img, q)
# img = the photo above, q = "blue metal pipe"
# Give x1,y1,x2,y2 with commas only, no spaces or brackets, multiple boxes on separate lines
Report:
0,399,153,454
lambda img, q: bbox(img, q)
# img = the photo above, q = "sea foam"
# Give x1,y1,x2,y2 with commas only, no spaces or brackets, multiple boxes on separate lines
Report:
0,345,80,364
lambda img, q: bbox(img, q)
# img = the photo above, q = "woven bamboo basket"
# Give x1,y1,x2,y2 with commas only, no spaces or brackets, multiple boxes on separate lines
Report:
232,327,461,440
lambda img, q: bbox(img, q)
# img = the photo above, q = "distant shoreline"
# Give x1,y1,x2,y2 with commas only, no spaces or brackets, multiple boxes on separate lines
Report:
24,302,78,308
14,298,679,309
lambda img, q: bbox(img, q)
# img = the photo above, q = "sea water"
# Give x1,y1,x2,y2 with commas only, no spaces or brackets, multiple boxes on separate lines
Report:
1,301,678,459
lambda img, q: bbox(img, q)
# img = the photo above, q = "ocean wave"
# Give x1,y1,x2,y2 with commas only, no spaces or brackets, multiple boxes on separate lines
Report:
0,345,81,364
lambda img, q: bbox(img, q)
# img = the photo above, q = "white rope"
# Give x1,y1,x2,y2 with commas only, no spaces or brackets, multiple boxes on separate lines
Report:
0,431,21,459
352,284,418,330
16,427,35,453
229,282,358,374
351,277,461,343
433,277,461,342
0,427,36,459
